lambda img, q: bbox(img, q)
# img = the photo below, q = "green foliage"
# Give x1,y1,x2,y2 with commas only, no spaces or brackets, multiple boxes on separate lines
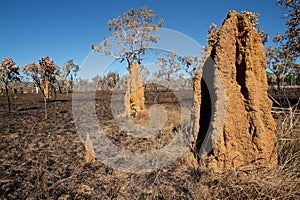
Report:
92,6,163,66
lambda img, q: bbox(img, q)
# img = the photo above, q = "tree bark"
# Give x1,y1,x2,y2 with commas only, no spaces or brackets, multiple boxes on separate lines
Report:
43,97,47,119
70,77,74,93
276,76,281,90
5,83,11,113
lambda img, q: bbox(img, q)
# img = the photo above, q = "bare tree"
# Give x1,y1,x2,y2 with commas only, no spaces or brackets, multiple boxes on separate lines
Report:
92,6,163,116
0,58,21,112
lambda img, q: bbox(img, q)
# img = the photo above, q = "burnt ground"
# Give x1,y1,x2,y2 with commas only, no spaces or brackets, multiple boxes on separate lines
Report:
0,90,299,199
268,87,300,108
0,91,202,199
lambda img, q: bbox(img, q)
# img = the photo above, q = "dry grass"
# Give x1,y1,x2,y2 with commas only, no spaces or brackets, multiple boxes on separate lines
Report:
276,102,300,171
195,101,300,200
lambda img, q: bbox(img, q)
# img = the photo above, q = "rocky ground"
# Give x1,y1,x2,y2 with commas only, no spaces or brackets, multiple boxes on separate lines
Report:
0,91,299,199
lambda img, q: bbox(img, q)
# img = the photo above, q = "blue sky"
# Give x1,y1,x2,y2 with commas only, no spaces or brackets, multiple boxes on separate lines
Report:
1,0,286,78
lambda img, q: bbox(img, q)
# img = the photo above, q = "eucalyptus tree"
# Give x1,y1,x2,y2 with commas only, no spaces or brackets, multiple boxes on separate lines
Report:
266,46,295,89
62,59,79,93
105,71,120,89
22,56,60,118
156,48,203,91
92,6,163,116
0,58,21,112
275,0,300,59
274,0,300,85
179,56,203,76
92,75,101,89
156,49,181,90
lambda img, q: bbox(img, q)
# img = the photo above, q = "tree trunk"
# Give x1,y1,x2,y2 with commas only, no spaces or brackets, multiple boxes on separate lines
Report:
53,85,57,100
58,84,62,94
43,97,47,119
124,62,145,117
70,77,74,93
276,76,281,90
5,83,11,113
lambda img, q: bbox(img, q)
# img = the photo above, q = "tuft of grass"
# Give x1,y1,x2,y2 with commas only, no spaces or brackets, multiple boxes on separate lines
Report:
276,101,300,170
189,101,300,199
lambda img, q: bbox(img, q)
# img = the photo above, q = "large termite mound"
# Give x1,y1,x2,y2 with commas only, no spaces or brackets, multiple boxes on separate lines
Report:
124,62,145,117
194,10,277,172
